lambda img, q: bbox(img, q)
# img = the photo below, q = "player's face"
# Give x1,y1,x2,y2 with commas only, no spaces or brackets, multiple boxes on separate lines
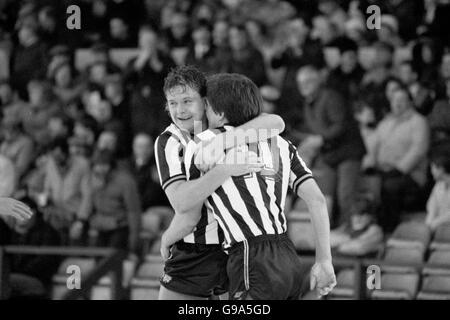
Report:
166,85,206,134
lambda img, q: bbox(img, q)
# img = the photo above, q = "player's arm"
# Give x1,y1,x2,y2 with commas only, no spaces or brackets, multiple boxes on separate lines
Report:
222,113,285,148
289,142,335,296
196,113,285,170
160,205,203,260
0,198,33,221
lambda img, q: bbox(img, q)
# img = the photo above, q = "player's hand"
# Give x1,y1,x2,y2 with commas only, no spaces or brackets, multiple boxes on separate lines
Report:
160,234,173,261
0,198,33,222
310,261,337,297
218,147,263,177
194,137,226,173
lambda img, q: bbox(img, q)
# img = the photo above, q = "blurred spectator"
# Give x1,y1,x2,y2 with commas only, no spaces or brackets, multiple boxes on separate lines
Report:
37,6,59,47
326,37,364,101
39,138,90,244
107,16,135,48
10,15,48,99
426,152,450,231
217,23,267,86
104,74,132,156
0,79,27,119
128,133,169,211
428,77,450,156
271,17,324,131
412,37,443,85
125,24,174,139
377,15,403,48
334,193,383,256
84,87,127,157
311,15,339,47
0,19,13,79
296,65,366,230
361,41,395,117
363,86,430,232
78,150,141,252
0,196,61,299
48,113,73,142
212,18,230,50
165,10,191,65
185,20,217,74
80,151,141,251
50,61,84,105
71,114,99,157
20,79,60,146
0,117,34,182
397,60,435,115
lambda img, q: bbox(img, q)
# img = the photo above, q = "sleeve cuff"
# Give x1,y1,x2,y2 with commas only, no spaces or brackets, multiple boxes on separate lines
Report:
162,174,187,191
292,174,313,194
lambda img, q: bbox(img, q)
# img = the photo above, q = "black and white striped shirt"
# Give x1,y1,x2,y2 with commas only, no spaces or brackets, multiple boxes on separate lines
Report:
155,124,224,245
184,128,313,248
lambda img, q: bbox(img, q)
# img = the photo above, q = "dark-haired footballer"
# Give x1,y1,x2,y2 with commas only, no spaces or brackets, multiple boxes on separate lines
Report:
155,65,285,300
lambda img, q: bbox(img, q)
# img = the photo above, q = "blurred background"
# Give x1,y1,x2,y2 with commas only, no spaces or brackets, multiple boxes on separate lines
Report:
0,0,450,300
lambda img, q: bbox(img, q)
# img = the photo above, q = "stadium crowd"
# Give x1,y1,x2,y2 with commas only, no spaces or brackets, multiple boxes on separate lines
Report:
0,0,450,299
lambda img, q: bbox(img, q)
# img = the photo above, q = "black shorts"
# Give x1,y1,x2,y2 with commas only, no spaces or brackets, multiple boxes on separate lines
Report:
160,242,229,298
227,233,304,300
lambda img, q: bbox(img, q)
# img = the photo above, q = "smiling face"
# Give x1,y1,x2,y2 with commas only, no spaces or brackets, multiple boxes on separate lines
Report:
165,85,206,134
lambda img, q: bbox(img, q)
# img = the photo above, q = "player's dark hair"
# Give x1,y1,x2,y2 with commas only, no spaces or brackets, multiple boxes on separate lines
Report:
206,73,262,126
164,65,207,98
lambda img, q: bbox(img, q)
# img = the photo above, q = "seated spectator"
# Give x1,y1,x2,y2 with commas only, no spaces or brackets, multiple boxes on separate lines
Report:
165,10,192,65
428,77,450,156
20,79,61,146
361,42,394,115
0,117,34,182
334,194,383,257
212,18,230,51
363,86,430,232
78,150,141,252
125,24,174,138
50,61,85,106
48,113,73,143
296,65,366,230
397,60,435,115
0,80,27,119
425,153,450,232
10,15,48,99
38,6,59,47
107,16,135,48
71,115,100,157
127,133,171,238
326,37,364,101
185,20,217,74
104,74,132,156
84,88,127,157
377,15,403,48
39,138,90,244
270,17,324,131
216,23,267,86
0,197,61,300
0,21,13,80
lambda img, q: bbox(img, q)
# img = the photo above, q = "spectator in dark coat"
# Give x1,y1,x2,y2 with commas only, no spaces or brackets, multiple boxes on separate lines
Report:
297,65,366,230
216,24,267,87
0,197,61,299
10,16,48,100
